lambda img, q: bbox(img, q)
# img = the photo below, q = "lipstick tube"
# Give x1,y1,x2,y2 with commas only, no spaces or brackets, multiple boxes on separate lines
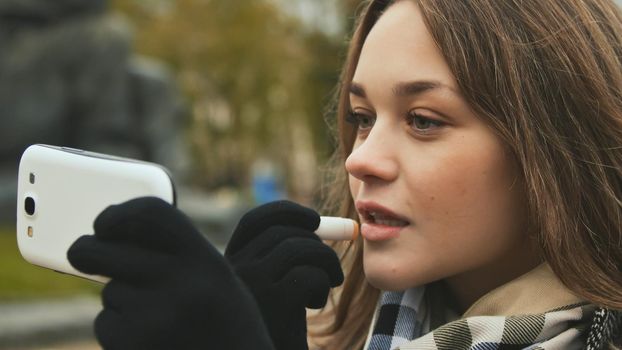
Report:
315,216,359,241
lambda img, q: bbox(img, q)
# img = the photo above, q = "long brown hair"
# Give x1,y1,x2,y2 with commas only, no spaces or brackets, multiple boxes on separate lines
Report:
309,0,622,349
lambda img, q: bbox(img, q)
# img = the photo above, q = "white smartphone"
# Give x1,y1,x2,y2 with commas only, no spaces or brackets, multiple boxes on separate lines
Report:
16,144,176,283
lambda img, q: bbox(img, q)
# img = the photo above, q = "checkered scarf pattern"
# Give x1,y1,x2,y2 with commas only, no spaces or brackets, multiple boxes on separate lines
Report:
367,288,431,350
368,287,619,350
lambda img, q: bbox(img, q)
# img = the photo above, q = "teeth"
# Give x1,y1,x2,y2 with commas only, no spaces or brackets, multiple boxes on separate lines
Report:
375,219,407,227
369,211,407,226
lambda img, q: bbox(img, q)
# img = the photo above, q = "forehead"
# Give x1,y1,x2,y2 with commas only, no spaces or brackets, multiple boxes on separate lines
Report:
352,0,457,91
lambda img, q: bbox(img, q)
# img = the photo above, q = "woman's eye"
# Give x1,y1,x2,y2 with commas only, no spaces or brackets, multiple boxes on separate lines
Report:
408,113,444,134
346,111,375,131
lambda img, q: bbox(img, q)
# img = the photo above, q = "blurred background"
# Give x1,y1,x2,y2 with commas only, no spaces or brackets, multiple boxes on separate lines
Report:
9,1,622,348
0,0,360,348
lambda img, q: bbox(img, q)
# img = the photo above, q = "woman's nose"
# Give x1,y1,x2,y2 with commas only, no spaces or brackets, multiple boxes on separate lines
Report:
345,127,399,183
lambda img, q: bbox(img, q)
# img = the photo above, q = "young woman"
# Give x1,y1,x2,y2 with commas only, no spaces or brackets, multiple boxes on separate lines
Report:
67,0,621,349
306,0,622,349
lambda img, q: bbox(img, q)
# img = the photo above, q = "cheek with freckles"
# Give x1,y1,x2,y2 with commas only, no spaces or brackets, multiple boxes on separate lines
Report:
408,137,519,233
362,139,525,291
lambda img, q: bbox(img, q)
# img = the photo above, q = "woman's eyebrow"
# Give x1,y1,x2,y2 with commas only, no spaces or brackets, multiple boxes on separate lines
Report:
393,80,450,96
349,82,367,98
349,80,455,98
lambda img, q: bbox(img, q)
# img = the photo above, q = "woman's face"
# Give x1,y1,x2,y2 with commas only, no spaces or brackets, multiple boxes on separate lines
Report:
346,0,540,307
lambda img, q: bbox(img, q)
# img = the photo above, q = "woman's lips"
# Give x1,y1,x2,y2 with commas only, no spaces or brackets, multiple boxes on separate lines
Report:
361,222,405,241
355,200,410,241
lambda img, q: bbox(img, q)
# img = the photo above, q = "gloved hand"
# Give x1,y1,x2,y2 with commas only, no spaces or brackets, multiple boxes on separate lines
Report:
224,200,344,350
67,197,275,350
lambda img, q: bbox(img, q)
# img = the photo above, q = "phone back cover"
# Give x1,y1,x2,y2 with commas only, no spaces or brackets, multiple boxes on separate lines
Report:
16,145,175,283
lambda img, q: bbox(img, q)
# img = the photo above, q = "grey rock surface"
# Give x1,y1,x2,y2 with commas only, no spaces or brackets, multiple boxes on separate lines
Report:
0,296,100,349
0,0,188,224
0,0,106,25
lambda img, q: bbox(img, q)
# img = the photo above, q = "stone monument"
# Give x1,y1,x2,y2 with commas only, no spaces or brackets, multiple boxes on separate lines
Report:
0,0,188,224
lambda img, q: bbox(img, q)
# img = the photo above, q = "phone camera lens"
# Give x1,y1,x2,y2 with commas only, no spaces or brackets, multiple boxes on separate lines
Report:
25,197,35,216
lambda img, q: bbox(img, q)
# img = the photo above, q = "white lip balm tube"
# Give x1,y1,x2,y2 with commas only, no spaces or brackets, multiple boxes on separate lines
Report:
316,216,360,241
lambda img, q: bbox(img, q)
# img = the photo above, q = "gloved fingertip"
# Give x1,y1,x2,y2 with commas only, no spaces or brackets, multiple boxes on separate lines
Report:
94,197,172,234
67,235,95,260
330,267,345,288
66,235,109,275
93,203,122,234
307,288,330,309
239,200,320,231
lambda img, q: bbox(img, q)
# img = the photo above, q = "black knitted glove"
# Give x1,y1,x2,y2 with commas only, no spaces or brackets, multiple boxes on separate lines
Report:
67,197,275,350
224,200,344,350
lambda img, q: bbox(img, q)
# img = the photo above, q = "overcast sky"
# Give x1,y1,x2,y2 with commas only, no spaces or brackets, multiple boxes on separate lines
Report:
272,0,622,37
269,0,343,36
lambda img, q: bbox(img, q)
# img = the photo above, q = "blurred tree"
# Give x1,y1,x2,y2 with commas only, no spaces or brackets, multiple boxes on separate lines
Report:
111,0,346,202
340,0,365,33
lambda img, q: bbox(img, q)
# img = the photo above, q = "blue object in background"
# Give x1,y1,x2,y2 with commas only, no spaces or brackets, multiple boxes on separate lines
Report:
251,159,285,204
252,173,285,204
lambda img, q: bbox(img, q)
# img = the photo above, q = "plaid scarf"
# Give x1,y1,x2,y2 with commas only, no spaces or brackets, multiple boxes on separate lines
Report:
367,286,619,350
366,288,431,349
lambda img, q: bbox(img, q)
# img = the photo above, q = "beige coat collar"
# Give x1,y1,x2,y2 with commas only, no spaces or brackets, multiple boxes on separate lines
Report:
462,263,583,318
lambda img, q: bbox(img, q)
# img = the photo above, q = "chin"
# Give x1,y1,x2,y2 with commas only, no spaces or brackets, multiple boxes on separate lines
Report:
366,275,409,291
363,260,428,291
